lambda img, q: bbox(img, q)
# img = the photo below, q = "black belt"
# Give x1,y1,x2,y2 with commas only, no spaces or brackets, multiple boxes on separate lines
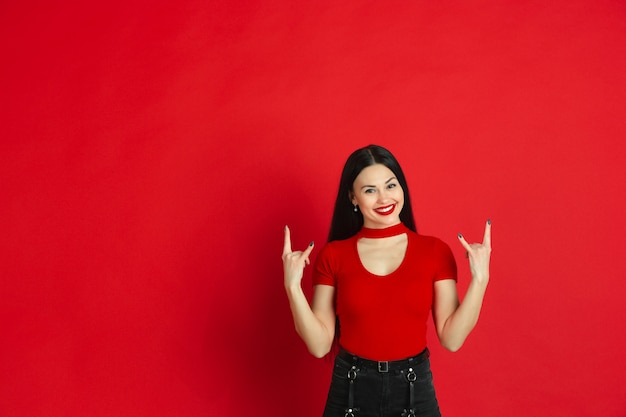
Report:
338,347,429,373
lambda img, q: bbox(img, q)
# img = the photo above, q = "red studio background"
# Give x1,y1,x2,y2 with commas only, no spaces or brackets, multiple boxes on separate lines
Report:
1,1,625,416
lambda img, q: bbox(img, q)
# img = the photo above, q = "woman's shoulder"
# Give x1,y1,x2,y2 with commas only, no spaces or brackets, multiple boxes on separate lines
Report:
410,232,451,249
409,233,457,271
316,234,358,259
313,235,356,271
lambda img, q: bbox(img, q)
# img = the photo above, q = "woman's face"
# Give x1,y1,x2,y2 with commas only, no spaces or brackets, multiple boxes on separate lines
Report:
351,163,404,229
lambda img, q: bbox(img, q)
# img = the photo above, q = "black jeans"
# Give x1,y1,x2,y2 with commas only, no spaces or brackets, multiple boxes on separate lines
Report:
322,349,441,417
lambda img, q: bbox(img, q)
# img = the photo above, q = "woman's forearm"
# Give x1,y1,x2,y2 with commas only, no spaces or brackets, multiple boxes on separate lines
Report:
285,284,334,358
439,278,488,352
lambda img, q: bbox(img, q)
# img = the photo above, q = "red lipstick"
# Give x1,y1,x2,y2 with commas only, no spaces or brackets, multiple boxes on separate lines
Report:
374,204,396,216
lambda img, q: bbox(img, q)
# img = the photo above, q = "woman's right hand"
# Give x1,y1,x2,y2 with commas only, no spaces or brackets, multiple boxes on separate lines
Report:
282,226,315,290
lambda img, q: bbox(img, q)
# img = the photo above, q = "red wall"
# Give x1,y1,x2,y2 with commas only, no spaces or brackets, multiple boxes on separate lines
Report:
1,1,625,416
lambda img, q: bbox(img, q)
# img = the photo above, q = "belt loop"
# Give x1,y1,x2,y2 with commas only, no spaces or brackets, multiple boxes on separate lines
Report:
377,361,388,373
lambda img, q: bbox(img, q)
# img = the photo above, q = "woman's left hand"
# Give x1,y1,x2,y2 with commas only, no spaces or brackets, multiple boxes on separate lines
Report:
458,220,492,284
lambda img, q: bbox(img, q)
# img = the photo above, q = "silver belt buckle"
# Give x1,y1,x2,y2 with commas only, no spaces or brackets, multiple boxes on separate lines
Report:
377,361,389,373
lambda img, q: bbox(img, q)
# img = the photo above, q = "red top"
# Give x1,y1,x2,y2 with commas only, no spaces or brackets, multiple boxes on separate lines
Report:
312,223,457,360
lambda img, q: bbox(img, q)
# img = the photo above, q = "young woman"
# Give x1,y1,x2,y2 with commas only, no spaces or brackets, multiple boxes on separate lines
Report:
282,145,491,417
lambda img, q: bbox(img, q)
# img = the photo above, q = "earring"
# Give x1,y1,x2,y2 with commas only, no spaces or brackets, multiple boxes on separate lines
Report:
353,204,358,212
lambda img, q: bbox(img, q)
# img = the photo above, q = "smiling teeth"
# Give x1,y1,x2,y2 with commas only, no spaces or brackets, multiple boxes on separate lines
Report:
377,205,394,213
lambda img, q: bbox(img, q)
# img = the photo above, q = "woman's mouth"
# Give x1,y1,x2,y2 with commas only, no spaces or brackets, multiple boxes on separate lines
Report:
374,204,396,216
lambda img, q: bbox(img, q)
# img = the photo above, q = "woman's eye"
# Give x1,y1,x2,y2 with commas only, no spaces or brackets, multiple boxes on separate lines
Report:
365,189,376,194
387,183,397,189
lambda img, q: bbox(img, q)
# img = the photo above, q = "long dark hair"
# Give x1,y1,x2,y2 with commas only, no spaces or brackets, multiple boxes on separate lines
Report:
327,144,417,242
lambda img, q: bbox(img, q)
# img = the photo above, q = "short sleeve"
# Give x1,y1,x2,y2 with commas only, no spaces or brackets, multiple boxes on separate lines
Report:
312,243,336,287
432,238,458,282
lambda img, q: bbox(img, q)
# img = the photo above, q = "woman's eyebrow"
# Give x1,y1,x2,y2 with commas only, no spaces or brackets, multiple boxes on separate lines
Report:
360,177,397,189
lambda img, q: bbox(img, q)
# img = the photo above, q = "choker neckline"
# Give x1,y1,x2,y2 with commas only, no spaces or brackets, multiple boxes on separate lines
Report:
358,223,408,239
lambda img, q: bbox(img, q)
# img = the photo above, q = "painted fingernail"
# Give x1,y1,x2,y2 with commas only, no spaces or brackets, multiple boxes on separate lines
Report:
458,233,463,238
487,219,491,225
309,241,314,246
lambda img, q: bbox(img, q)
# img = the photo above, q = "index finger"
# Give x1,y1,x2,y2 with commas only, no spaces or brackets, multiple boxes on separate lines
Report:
483,219,491,248
457,233,472,252
283,225,292,255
